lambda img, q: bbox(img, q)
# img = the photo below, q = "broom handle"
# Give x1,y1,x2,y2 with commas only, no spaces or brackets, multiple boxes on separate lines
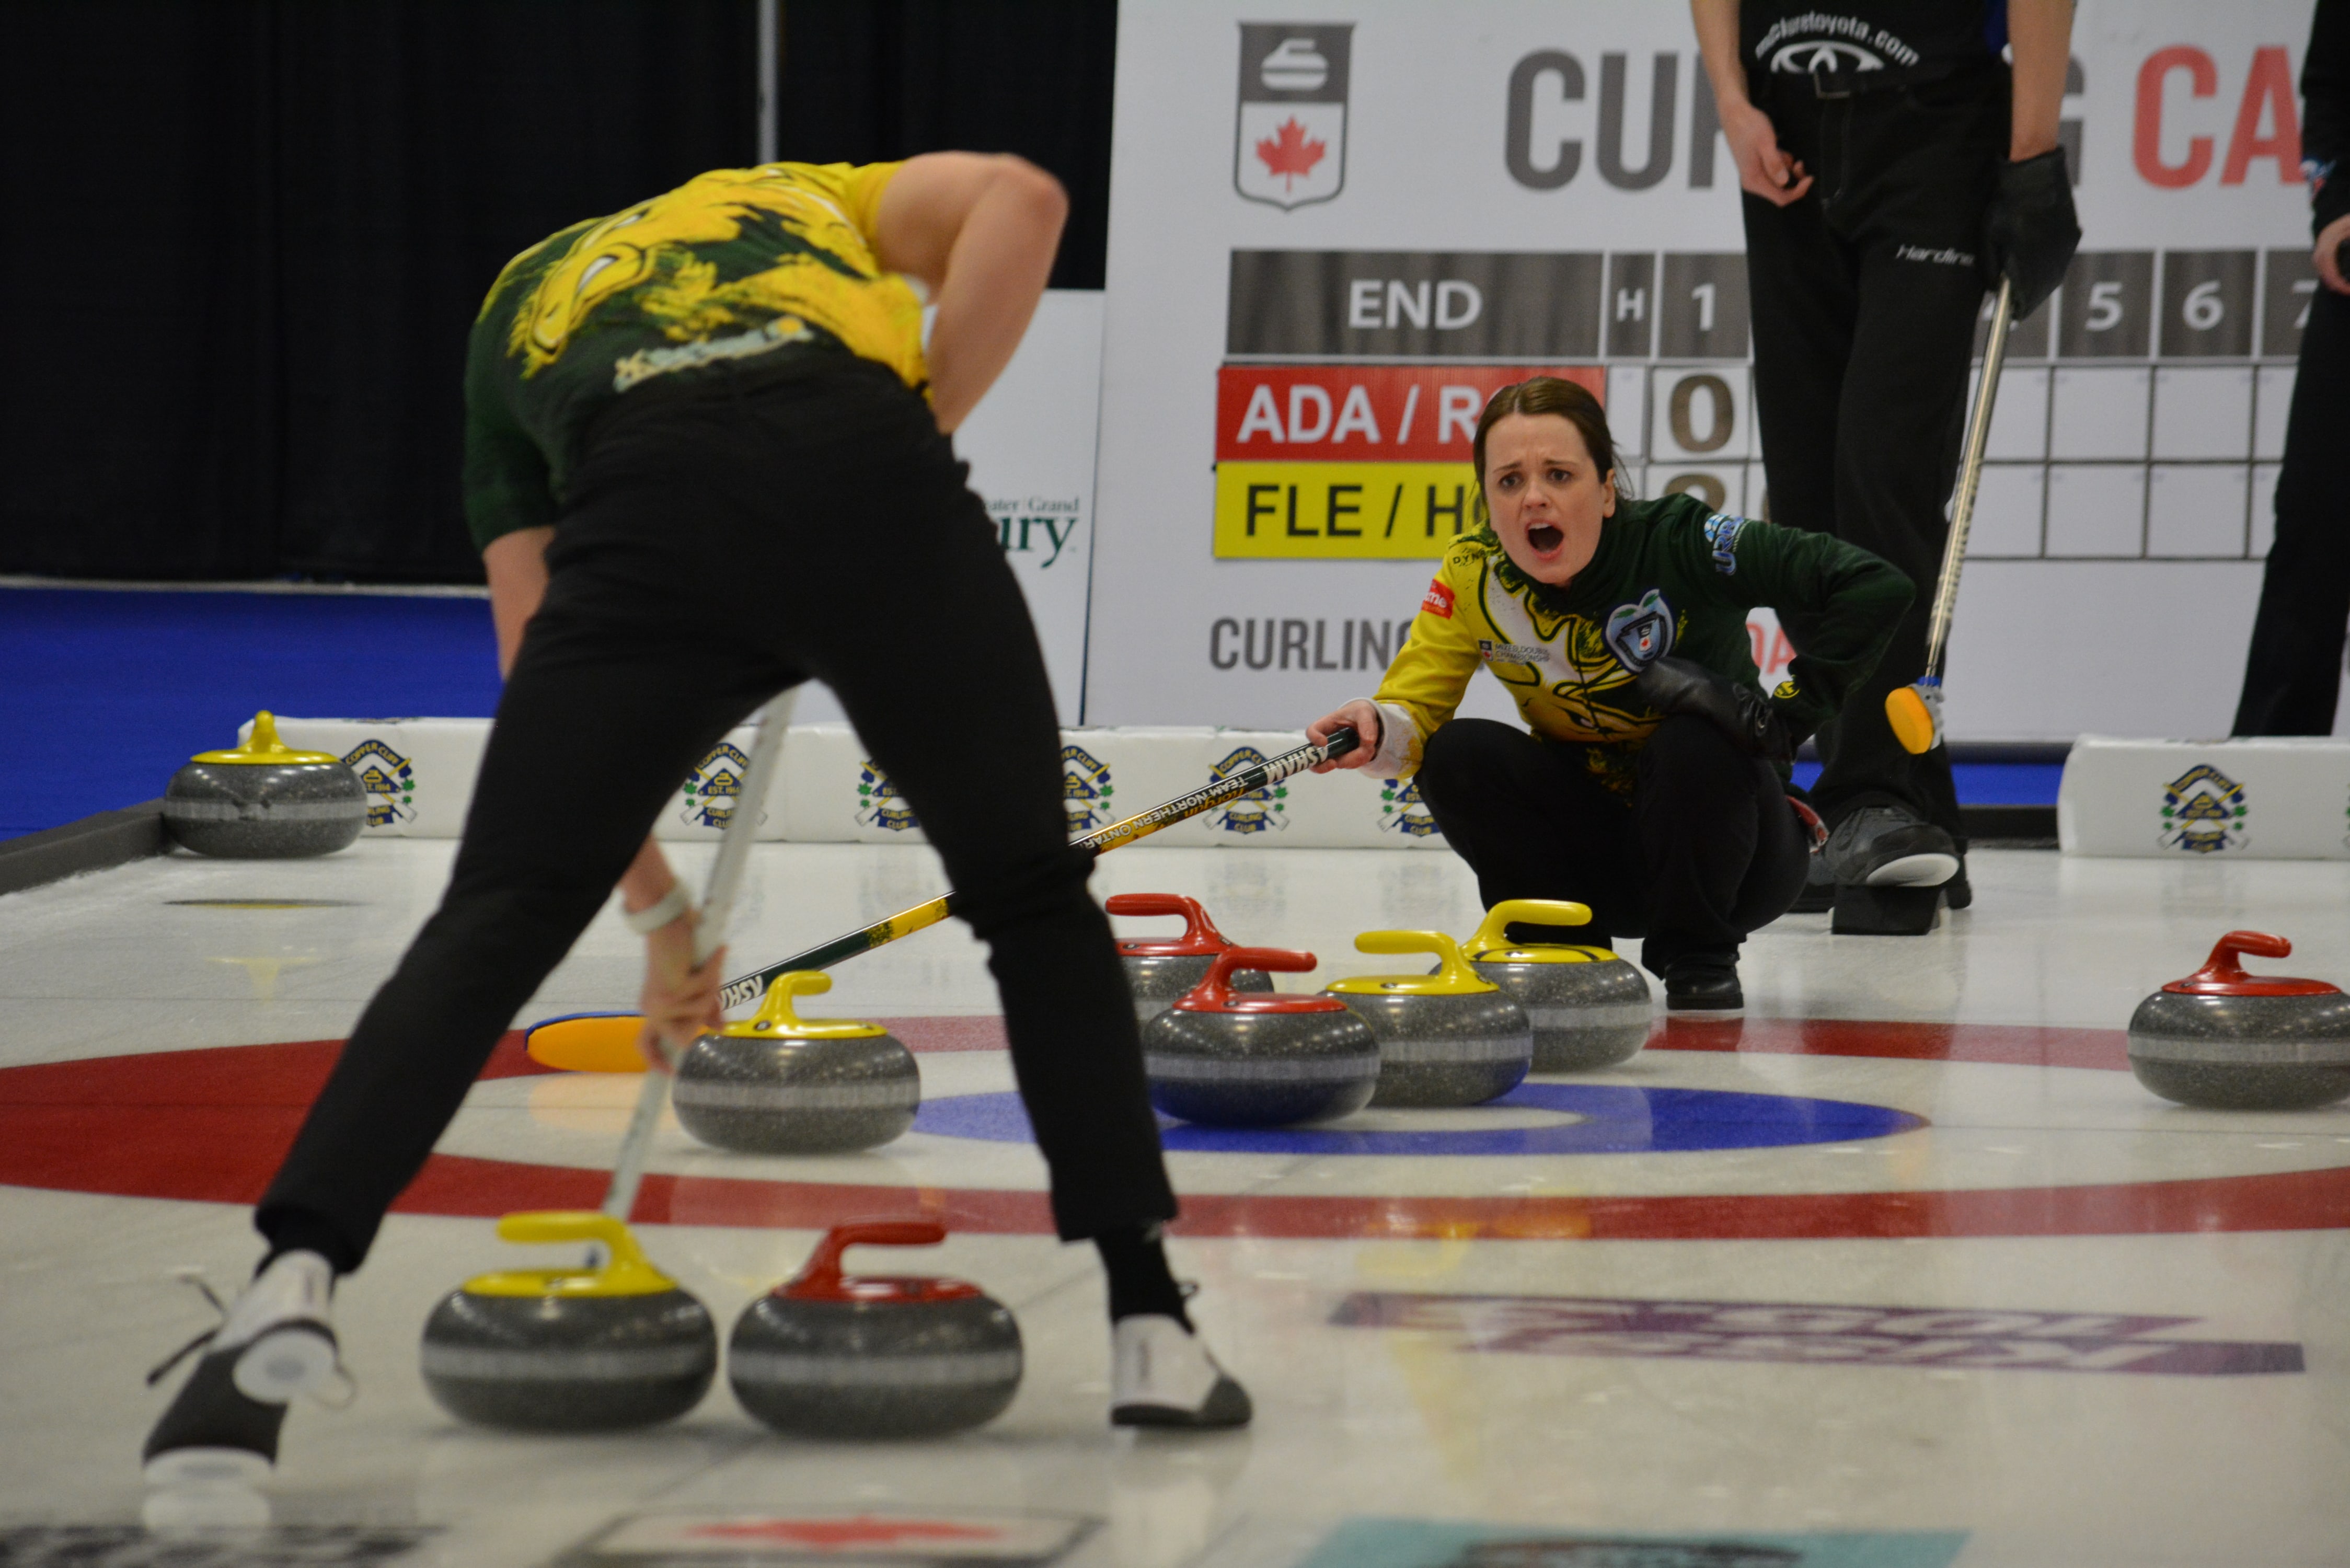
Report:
1922,276,2013,682
603,689,797,1224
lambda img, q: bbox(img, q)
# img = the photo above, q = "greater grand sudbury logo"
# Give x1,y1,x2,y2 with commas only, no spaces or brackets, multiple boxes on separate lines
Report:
1206,746,1289,835
2159,763,2247,854
1234,24,1352,211
856,760,920,833
341,738,414,828
1379,774,1441,838
682,742,749,830
1062,744,1115,833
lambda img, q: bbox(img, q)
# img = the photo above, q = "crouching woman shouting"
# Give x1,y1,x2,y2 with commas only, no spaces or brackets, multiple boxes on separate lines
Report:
1306,376,1910,1015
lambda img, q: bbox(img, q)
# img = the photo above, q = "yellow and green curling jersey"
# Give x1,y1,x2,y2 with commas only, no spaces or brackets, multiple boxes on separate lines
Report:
462,160,926,549
1367,493,1913,794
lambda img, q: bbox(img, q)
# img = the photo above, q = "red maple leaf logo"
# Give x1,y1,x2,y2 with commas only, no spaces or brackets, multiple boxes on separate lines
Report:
1254,116,1327,190
687,1515,1000,1548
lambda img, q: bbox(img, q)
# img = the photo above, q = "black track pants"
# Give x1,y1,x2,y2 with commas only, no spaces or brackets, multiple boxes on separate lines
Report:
1412,717,1810,975
1742,65,2010,845
2235,284,2350,734
257,359,1176,1269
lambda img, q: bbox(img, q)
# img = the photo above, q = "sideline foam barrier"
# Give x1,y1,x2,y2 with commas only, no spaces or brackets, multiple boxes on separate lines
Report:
240,719,1440,849
2059,736,2350,860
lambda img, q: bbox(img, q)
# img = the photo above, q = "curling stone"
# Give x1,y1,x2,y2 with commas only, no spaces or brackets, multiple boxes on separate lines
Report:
729,1220,1022,1438
1454,899,1653,1072
1143,947,1381,1127
2127,931,2350,1110
674,972,920,1154
163,711,365,858
1326,930,1533,1107
420,1212,716,1431
1110,893,1273,1023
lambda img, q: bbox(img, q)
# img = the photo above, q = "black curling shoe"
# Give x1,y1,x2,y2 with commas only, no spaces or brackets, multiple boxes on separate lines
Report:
1110,1315,1253,1429
142,1350,286,1486
1663,959,1744,1018
1824,805,1959,889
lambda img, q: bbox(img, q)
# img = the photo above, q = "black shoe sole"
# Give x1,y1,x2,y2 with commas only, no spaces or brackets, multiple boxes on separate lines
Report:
143,1348,285,1485
1112,1376,1253,1429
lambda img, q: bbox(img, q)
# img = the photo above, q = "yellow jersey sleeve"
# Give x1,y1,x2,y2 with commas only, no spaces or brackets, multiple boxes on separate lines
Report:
839,161,905,241
1368,551,1485,777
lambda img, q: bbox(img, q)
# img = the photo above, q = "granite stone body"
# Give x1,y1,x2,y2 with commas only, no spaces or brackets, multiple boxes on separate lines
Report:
2126,989,2350,1109
1468,955,1652,1071
674,1030,920,1154
729,1289,1022,1438
1330,989,1533,1107
163,760,365,859
1142,1006,1380,1126
1123,954,1273,1024
419,1288,717,1431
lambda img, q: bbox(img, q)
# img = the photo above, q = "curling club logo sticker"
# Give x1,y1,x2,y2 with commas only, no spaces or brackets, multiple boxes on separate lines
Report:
2159,764,2247,855
682,743,751,831
1379,775,1441,838
342,738,414,829
857,760,920,833
1206,746,1290,836
1235,24,1352,210
1062,744,1115,833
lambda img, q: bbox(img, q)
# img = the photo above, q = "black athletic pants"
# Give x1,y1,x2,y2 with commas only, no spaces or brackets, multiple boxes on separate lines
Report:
2234,283,2350,733
1413,716,1810,976
1743,64,2010,848
257,358,1177,1270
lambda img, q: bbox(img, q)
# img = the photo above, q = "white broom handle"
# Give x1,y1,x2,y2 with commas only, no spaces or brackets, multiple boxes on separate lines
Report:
1923,276,2014,679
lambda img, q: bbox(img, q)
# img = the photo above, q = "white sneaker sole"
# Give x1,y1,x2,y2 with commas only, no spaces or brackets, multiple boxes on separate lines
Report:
232,1323,338,1403
143,1446,271,1488
1864,852,1959,888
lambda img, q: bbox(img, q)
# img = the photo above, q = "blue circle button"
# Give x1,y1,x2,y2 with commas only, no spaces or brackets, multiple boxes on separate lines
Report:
909,1082,1922,1156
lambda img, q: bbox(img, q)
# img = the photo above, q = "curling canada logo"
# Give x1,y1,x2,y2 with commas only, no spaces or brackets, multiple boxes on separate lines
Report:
342,738,414,829
1379,774,1441,838
1206,746,1290,836
682,742,752,831
856,760,920,833
2159,764,2247,855
1235,24,1352,210
1062,744,1115,833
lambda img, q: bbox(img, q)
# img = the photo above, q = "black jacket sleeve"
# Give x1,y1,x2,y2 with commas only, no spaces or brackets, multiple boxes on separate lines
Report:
2306,0,2350,237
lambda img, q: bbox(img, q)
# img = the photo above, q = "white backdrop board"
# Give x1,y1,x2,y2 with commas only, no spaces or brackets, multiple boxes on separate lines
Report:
1081,1,2319,741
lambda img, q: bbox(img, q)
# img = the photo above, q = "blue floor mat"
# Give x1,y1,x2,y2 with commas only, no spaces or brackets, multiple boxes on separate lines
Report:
1788,761,2060,808
0,587,502,838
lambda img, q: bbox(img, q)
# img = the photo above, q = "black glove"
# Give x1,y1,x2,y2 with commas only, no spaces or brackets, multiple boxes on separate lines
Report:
1632,656,1805,766
1984,148,2080,320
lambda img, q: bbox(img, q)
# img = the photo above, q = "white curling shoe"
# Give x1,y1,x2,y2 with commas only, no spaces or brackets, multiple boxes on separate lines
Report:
142,1251,343,1486
1110,1315,1253,1429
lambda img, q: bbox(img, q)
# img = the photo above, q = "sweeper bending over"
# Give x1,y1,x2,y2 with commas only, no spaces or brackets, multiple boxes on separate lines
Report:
1307,377,1911,1017
145,153,1249,1486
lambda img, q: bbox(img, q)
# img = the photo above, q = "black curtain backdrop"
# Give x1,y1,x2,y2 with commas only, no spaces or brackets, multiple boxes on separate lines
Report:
776,1,1119,293
0,0,1117,584
0,2,757,584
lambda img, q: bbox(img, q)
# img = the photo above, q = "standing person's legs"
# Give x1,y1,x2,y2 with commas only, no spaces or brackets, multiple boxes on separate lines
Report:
256,571,788,1271
1632,716,1809,976
2235,284,2350,734
1413,719,1643,946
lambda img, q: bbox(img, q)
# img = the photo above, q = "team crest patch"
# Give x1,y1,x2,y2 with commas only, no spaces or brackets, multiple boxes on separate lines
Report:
1235,25,1351,211
1062,744,1115,833
1206,746,1290,835
2159,764,2247,855
857,760,920,833
682,743,758,831
1702,512,1747,574
1379,775,1441,838
1604,590,1675,670
341,739,414,829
